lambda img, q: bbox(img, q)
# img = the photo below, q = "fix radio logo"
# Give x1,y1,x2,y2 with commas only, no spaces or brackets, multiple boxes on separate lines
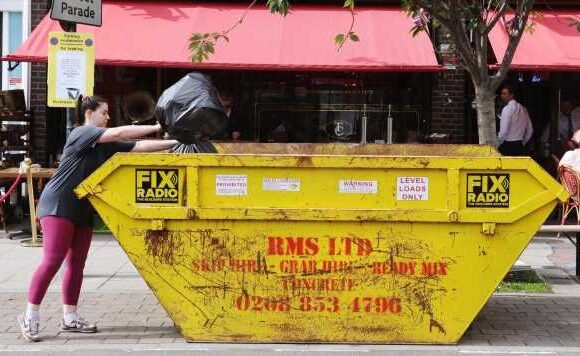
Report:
466,174,510,208
135,169,179,203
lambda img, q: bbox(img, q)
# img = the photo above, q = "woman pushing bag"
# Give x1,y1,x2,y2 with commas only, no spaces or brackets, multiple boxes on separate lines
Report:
17,95,178,342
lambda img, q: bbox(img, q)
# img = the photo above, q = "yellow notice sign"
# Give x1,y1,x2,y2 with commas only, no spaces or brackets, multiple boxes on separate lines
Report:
47,31,94,107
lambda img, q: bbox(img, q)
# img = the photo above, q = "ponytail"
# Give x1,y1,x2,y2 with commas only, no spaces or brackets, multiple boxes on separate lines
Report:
75,95,106,124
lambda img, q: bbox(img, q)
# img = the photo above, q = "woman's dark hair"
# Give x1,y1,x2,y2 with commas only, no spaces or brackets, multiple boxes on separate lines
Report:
75,95,106,124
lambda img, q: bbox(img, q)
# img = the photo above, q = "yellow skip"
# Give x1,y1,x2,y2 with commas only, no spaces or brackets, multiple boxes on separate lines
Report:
76,144,567,344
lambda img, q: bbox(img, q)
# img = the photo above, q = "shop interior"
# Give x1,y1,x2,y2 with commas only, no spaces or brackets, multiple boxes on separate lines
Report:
41,67,431,165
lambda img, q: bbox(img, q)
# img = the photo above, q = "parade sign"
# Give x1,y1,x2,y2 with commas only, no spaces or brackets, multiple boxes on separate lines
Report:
50,0,102,27
47,32,94,108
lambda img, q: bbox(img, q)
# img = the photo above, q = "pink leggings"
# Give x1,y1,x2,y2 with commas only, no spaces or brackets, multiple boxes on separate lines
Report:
28,216,92,305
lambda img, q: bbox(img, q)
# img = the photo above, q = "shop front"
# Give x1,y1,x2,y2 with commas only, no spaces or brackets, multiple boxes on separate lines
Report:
3,1,441,163
488,8,580,162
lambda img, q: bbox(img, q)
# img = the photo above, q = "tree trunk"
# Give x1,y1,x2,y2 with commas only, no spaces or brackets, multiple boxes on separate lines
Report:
474,85,497,145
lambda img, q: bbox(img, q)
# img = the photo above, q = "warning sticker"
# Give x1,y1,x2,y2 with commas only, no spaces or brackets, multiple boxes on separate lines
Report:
466,174,510,208
397,177,428,201
339,180,378,194
216,175,248,196
263,178,301,192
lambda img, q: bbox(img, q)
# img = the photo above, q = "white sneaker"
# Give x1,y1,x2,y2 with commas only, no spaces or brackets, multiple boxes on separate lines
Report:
17,313,40,342
60,315,97,333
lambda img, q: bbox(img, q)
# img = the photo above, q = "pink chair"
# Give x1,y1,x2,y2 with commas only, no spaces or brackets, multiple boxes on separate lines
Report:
558,164,580,225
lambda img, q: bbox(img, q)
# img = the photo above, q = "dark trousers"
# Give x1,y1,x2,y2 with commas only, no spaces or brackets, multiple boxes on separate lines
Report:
498,140,526,156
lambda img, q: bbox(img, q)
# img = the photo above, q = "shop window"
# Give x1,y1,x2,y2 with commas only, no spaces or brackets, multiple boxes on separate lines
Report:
243,72,426,143
1,11,23,91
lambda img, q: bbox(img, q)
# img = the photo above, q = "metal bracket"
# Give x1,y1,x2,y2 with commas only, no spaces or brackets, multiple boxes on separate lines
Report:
482,223,496,236
447,211,459,222
150,219,165,231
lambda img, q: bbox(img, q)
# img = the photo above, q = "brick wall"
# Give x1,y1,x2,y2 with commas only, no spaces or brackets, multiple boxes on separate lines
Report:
429,29,468,144
30,0,49,165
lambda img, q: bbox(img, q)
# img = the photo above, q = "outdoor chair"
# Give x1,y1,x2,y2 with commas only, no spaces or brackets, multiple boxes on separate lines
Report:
558,164,580,225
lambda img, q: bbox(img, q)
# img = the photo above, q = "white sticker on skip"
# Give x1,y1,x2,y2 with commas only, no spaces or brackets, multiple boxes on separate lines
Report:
339,180,378,194
263,178,301,192
397,176,428,201
216,175,248,196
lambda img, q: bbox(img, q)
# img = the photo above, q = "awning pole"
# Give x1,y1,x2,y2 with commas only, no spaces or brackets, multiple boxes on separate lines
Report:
62,22,77,138
361,103,368,144
387,104,393,144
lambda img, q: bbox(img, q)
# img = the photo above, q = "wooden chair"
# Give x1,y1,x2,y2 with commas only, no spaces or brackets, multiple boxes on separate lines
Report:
558,164,580,225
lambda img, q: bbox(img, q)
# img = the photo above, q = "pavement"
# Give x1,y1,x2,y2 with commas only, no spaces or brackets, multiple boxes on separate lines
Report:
1,230,580,355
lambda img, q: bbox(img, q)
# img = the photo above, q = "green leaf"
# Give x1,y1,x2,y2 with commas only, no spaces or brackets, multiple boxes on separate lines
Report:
267,0,290,16
334,34,345,45
349,33,360,42
343,0,355,10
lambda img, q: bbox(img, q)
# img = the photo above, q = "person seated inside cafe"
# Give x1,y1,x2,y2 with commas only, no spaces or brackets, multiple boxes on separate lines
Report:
215,91,244,141
559,129,580,171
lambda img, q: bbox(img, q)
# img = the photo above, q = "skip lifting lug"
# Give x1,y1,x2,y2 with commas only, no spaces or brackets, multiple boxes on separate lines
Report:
447,211,459,222
481,223,496,236
150,219,165,231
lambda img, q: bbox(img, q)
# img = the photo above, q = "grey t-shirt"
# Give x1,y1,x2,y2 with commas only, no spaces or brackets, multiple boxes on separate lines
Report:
37,125,136,227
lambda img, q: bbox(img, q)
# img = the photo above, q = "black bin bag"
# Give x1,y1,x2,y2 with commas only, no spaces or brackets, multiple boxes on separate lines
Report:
156,72,227,147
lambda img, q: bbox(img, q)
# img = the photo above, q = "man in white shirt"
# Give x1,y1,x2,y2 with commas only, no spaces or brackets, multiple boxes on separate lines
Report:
560,129,580,170
497,84,534,156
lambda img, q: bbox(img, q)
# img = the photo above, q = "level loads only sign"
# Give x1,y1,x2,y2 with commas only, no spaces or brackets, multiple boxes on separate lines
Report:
397,176,429,201
466,173,510,208
47,31,95,108
51,0,102,27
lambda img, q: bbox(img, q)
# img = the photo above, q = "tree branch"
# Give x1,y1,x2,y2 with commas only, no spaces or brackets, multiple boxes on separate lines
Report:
223,0,259,36
335,6,357,51
491,0,534,89
446,0,481,82
189,0,259,62
484,1,508,34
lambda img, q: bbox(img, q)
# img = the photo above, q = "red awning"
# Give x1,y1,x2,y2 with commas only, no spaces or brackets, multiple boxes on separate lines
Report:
4,2,440,71
489,10,580,71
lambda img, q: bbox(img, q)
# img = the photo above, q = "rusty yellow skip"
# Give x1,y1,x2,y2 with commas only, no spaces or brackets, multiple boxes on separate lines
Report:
75,144,567,344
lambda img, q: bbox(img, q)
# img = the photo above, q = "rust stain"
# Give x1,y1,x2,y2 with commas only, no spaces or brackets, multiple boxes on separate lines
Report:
295,156,313,167
430,318,446,334
145,230,183,265
275,210,290,220
215,142,495,157
187,209,199,219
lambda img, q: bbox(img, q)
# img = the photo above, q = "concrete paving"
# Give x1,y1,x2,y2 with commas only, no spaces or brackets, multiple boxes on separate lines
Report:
1,231,580,355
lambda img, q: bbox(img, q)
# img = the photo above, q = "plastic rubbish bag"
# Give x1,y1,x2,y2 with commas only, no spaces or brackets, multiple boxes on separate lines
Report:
170,141,218,154
155,72,227,145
